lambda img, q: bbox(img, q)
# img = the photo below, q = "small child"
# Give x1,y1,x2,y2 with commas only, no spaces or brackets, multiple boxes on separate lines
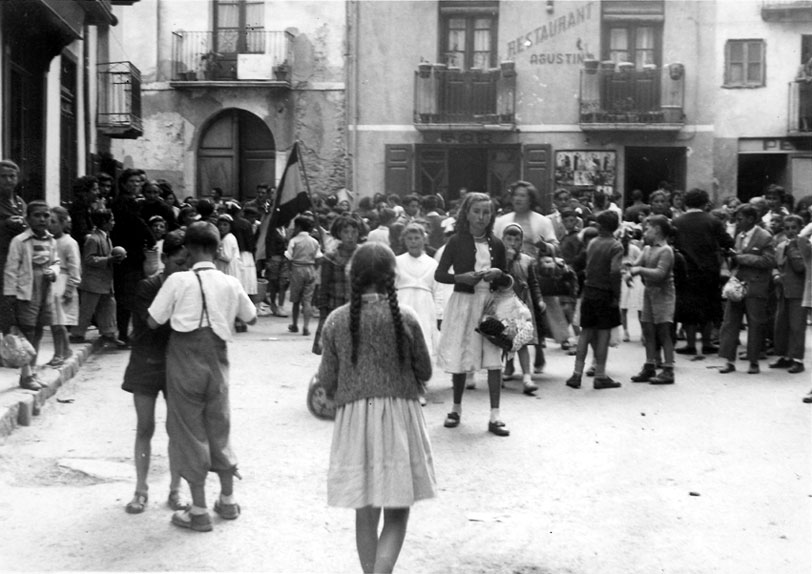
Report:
628,215,676,384
215,214,241,279
71,209,127,346
619,226,644,342
319,242,435,573
501,223,546,395
47,207,81,367
148,221,257,532
566,211,624,390
367,207,396,245
285,216,323,336
3,201,60,390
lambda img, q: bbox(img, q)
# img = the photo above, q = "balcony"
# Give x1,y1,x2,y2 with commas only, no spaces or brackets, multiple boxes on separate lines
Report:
413,64,516,130
170,30,293,87
97,61,143,139
761,0,812,21
788,79,812,134
579,62,685,132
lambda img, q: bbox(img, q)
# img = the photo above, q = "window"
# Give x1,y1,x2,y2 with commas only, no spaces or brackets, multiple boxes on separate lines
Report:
214,0,264,54
725,40,765,87
606,25,659,66
440,1,498,70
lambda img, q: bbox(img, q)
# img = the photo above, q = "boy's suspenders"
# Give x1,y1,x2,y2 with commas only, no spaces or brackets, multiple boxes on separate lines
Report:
193,269,212,329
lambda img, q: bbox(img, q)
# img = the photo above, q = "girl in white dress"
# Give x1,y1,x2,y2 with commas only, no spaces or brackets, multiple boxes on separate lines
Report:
395,222,441,358
215,214,242,279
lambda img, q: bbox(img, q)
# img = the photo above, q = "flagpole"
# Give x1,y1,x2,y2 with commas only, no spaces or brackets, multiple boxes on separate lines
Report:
295,139,326,249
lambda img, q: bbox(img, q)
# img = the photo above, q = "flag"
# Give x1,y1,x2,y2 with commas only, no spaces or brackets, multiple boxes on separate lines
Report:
269,142,311,229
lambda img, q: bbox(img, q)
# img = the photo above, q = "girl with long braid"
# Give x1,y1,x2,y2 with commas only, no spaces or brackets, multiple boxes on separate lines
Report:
319,242,436,574
435,192,513,436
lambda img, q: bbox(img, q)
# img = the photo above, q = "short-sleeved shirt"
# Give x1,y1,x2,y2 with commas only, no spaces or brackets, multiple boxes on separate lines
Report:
148,261,256,342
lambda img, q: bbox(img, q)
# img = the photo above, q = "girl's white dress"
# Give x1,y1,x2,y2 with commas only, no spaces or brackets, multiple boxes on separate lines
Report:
396,252,441,357
53,234,81,325
215,232,242,278
620,243,644,312
436,239,503,373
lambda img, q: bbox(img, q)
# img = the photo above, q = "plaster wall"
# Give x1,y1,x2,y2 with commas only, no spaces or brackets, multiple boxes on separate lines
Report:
713,0,808,138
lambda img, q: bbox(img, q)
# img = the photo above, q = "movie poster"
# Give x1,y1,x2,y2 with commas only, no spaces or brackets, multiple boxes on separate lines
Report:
554,150,616,196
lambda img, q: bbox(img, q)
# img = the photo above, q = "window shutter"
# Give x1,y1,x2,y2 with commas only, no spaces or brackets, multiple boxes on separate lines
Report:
522,144,553,215
385,144,414,196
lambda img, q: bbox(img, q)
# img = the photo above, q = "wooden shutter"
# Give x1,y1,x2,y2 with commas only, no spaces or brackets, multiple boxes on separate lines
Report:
522,144,552,215
385,144,414,196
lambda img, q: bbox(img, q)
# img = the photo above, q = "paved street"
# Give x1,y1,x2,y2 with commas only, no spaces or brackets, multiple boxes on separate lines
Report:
0,313,809,573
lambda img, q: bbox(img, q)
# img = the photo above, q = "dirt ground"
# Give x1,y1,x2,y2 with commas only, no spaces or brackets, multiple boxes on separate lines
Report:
0,316,809,573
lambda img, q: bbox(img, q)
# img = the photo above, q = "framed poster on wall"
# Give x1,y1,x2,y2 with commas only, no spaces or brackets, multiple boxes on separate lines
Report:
554,150,616,197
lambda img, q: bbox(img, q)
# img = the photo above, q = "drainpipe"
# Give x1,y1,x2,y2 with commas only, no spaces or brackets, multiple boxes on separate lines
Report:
346,0,360,195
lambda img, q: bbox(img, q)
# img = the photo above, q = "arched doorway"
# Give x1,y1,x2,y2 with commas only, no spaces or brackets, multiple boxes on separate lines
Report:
197,109,275,202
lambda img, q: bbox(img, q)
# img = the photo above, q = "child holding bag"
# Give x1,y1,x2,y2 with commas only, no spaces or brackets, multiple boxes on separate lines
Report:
319,242,435,574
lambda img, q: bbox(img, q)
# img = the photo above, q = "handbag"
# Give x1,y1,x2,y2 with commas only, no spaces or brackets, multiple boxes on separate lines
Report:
1,329,36,368
722,274,748,302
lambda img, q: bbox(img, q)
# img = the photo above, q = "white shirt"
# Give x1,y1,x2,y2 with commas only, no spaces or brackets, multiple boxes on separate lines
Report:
149,261,256,342
737,226,757,252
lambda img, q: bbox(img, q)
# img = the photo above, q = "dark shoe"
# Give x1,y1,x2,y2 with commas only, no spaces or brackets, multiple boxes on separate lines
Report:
522,381,539,395
565,374,581,389
769,357,794,369
488,420,510,437
503,359,515,380
45,356,64,368
68,335,86,344
213,499,241,520
443,412,460,428
675,346,697,355
631,364,657,383
234,323,248,333
788,362,805,374
287,324,298,333
803,392,812,404
560,340,571,351
101,335,128,349
19,376,43,391
649,369,675,385
747,363,760,375
171,510,213,532
302,328,310,336
585,366,596,377
701,345,719,355
719,363,736,374
125,491,148,514
167,491,190,511
593,377,621,389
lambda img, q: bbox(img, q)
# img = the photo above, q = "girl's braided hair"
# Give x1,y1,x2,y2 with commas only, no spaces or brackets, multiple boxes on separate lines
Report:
349,242,406,366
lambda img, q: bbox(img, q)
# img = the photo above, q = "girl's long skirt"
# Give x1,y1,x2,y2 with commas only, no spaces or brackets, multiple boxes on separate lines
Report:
328,397,436,509
436,282,502,373
239,251,258,295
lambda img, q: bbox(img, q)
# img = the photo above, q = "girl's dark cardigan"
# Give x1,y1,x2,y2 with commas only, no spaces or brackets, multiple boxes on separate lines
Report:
434,232,510,293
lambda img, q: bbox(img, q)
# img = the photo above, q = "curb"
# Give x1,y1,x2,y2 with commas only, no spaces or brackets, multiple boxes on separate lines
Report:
0,339,103,439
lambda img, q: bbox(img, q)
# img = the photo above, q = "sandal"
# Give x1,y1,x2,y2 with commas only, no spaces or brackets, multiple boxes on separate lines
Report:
167,490,190,511
443,412,460,428
213,499,241,520
125,491,148,514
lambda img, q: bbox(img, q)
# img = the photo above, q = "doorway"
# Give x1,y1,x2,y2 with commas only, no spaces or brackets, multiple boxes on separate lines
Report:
448,148,488,198
197,109,275,201
414,145,520,201
624,146,686,205
737,154,788,203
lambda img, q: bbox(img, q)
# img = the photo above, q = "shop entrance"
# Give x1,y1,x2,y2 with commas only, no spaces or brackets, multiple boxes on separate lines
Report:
448,148,488,198
415,145,521,201
737,154,788,202
624,147,686,205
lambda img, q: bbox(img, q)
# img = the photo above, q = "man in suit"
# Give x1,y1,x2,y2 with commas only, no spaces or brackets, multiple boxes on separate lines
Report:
672,188,734,355
718,204,776,374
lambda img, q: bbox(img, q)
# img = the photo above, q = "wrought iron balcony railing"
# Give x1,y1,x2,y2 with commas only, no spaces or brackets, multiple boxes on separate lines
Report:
414,64,516,129
579,62,685,131
761,0,812,21
789,78,812,134
97,61,143,139
171,30,293,83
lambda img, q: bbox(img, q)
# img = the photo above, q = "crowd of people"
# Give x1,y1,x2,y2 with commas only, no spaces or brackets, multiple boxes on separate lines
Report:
1,156,811,566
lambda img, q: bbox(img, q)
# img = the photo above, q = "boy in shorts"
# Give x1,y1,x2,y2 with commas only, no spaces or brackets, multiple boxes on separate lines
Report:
3,201,60,390
285,216,322,336
148,222,256,532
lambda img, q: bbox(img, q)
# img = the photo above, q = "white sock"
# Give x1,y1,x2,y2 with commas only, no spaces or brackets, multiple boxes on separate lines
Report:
190,505,207,515
220,493,236,505
490,408,500,423
522,374,532,385
451,403,462,415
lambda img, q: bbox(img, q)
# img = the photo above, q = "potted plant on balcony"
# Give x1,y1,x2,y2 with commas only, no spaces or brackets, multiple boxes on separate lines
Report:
668,63,684,80
500,60,516,77
273,60,291,81
583,58,599,74
200,51,221,80
418,60,432,78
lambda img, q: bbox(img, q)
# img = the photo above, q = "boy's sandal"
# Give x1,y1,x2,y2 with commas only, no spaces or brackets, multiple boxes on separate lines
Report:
125,491,148,514
171,510,213,532
167,490,190,511
443,412,460,428
213,499,241,520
